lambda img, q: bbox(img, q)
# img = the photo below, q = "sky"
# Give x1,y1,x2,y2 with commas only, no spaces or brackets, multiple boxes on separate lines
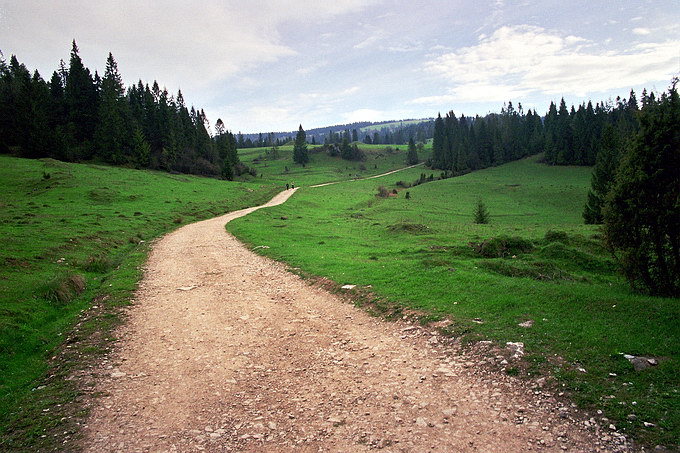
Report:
1,1,678,133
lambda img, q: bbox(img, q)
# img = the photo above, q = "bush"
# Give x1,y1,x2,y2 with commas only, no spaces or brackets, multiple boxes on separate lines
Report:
545,230,569,243
376,186,390,198
473,236,534,258
40,273,86,304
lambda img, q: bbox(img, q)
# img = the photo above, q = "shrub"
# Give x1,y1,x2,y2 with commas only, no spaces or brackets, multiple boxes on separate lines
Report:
41,273,86,304
474,236,534,258
376,186,390,198
545,230,569,243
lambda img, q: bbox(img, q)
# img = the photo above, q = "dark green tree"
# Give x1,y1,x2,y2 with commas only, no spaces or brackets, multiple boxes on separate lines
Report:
583,124,620,224
406,137,418,165
293,124,309,165
603,80,680,296
473,199,490,224
64,40,99,155
95,52,129,164
131,126,150,168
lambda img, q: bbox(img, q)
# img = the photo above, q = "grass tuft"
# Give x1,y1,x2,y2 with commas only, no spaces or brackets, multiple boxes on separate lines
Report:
40,273,86,304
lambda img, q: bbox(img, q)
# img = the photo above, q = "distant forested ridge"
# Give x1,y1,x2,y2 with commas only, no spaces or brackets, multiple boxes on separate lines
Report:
430,91,645,174
235,119,434,149
0,41,247,179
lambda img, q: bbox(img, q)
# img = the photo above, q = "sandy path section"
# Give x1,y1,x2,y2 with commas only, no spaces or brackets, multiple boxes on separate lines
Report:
82,189,619,452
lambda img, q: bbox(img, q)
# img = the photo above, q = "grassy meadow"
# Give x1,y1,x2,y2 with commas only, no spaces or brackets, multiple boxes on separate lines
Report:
228,155,680,446
239,143,428,186
0,155,280,447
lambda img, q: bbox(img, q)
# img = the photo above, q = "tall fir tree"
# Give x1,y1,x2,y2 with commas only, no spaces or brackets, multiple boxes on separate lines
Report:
406,137,419,165
603,80,680,296
95,52,129,164
64,40,99,156
293,124,309,165
583,124,621,224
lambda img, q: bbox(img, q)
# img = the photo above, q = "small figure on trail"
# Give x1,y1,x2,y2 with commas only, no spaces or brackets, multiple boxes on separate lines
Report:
286,183,289,190
292,183,295,189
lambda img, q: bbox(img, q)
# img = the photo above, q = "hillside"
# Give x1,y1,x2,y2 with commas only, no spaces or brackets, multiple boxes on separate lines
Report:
0,156,279,446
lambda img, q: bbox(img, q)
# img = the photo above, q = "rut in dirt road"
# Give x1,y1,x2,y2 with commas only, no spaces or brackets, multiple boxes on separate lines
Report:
82,188,626,452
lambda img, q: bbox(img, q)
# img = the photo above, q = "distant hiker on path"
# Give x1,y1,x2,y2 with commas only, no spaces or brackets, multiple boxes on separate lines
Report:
286,183,289,190
291,183,295,189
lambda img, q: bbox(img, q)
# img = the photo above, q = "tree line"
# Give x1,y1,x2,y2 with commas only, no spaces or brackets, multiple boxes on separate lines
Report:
430,91,644,175
430,84,678,297
0,41,248,179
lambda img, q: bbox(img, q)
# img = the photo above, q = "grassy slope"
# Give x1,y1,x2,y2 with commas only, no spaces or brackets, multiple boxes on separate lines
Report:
228,155,679,447
0,156,279,446
239,143,427,186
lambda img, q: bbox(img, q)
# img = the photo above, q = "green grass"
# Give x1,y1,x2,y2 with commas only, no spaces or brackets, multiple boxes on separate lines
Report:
0,155,279,449
229,155,680,447
240,143,428,186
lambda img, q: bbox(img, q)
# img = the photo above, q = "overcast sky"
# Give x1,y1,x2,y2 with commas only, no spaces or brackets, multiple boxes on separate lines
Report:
1,1,678,133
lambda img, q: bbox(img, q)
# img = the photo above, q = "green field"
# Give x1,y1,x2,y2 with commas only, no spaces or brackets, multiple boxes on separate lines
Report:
0,156,279,447
228,155,680,446
239,143,428,186
1,149,678,449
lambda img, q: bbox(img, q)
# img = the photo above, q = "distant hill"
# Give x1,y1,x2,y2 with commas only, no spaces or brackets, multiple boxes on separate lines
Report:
237,118,435,148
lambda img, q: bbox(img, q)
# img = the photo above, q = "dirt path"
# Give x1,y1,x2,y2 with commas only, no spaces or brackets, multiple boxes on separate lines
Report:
309,163,424,188
82,189,624,452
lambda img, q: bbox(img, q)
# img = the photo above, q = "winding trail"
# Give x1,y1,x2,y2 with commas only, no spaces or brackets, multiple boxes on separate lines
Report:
309,162,424,188
82,171,621,452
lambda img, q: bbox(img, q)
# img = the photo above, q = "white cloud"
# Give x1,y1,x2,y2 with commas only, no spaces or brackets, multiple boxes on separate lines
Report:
353,25,390,49
417,25,679,103
342,108,386,123
0,0,379,93
632,27,652,35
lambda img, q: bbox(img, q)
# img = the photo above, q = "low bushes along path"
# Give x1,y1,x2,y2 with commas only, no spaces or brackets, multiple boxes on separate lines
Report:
82,179,628,452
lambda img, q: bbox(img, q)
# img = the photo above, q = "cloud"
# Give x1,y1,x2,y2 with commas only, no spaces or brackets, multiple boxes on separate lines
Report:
632,27,652,35
417,25,679,103
0,0,379,92
342,108,386,123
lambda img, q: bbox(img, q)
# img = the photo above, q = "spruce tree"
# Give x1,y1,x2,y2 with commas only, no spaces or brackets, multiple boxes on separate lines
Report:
474,199,490,224
95,52,129,163
603,80,680,296
64,40,98,152
406,137,418,165
293,124,309,165
583,124,620,224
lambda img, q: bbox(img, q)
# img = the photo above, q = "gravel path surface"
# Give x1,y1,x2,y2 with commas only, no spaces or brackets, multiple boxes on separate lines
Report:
82,189,625,452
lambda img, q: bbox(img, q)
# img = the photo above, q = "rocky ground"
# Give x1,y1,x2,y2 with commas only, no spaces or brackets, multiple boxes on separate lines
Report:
80,189,631,452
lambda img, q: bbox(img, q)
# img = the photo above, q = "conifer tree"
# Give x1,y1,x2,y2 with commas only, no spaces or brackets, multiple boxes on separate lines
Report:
603,80,680,296
406,137,418,165
583,124,620,224
95,52,129,163
293,124,309,165
65,40,99,153
474,199,490,224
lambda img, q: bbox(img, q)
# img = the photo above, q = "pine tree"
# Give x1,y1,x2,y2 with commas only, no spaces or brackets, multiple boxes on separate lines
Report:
131,126,150,168
406,137,418,165
293,124,309,165
473,199,490,224
583,125,620,224
603,80,680,296
64,40,99,154
95,52,129,163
